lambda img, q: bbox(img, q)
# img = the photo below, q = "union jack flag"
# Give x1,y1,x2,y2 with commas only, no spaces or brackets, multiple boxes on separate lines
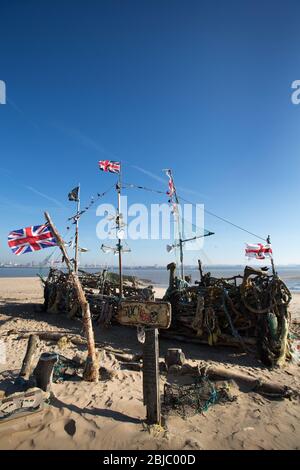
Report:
8,224,57,255
98,160,121,174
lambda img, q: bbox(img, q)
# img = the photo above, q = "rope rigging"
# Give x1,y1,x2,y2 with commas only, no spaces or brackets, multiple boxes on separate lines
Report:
122,181,267,242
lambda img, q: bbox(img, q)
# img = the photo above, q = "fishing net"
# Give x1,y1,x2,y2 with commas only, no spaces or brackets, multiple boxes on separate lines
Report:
53,355,82,382
163,376,237,418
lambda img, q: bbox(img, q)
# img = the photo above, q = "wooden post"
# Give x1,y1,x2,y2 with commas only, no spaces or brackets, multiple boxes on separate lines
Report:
33,352,58,392
143,328,160,425
167,262,176,290
44,211,99,382
74,183,80,274
18,334,39,380
116,178,123,298
198,259,204,282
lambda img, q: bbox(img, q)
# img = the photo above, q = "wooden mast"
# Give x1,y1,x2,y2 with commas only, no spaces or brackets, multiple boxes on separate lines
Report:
267,235,276,276
116,168,123,298
44,211,99,382
74,183,80,274
169,169,184,279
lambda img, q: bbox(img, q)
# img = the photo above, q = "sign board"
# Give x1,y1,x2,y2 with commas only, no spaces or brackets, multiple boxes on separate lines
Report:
117,300,171,329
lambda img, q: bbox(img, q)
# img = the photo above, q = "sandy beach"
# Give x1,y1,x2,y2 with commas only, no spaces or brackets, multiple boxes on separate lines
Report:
0,277,299,450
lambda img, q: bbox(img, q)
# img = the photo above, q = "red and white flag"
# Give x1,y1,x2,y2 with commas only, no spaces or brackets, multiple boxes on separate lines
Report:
8,224,57,255
98,160,121,174
245,243,273,260
165,169,175,198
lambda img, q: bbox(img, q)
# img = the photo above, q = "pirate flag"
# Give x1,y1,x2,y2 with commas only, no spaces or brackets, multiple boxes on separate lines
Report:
68,186,79,202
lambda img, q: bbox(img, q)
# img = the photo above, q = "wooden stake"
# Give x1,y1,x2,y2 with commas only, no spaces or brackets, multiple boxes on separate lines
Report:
33,352,58,392
143,328,161,425
18,334,39,380
44,211,99,382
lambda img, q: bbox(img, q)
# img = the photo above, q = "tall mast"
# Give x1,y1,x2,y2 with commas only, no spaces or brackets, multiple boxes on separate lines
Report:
116,169,123,298
74,183,80,274
165,169,214,280
169,170,184,279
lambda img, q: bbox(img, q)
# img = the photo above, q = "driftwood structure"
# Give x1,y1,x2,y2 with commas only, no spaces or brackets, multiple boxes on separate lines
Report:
44,212,99,382
43,267,155,325
162,262,292,367
41,255,292,367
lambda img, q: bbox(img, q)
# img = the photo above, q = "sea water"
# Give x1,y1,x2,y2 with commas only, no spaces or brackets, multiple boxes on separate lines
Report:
0,266,300,292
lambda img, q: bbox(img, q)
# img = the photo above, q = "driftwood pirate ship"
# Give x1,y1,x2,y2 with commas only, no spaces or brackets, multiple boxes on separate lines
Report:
162,261,291,367
41,169,293,368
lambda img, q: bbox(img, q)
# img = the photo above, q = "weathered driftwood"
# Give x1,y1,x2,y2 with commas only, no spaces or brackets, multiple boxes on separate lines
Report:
44,268,155,322
45,211,99,382
160,331,256,348
143,329,161,425
163,262,292,366
33,352,58,392
204,365,295,398
17,331,140,363
181,363,295,398
18,334,39,380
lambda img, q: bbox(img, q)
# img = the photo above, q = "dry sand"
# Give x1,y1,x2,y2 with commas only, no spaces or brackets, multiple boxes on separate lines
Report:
0,277,299,450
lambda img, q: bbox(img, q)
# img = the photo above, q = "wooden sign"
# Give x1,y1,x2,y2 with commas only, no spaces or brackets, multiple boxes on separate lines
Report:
117,300,171,329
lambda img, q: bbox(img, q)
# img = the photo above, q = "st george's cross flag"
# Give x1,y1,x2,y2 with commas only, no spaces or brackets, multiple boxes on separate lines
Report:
165,169,175,198
98,160,121,174
8,224,58,255
245,243,273,260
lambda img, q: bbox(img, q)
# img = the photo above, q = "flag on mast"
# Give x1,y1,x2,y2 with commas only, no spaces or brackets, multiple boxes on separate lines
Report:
8,224,57,255
68,186,79,202
245,243,273,260
165,169,175,198
98,160,121,174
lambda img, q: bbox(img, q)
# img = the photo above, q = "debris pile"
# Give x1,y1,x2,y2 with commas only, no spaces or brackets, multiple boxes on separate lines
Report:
163,377,237,418
163,263,292,367
43,268,155,323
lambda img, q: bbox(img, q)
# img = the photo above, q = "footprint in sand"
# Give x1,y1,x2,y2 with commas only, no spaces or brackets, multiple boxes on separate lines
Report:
105,398,113,408
265,423,280,437
87,430,96,439
64,419,76,437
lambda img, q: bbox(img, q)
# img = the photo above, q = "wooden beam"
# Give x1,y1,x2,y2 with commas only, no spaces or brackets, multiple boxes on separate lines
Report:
143,328,160,425
44,211,99,382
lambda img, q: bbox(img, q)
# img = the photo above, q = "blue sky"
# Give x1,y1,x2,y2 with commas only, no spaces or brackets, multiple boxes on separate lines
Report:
0,0,299,268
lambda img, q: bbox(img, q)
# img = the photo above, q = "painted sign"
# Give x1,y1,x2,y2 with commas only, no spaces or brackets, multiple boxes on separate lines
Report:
117,300,171,329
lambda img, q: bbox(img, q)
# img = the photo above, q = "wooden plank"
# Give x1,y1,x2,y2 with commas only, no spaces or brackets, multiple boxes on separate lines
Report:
143,328,160,425
117,300,171,329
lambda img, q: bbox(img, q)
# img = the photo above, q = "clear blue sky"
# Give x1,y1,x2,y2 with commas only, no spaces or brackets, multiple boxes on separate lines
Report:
0,0,299,268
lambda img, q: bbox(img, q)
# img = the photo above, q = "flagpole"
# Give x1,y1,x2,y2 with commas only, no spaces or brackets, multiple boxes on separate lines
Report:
74,183,80,274
170,170,184,279
267,235,276,276
116,167,123,298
